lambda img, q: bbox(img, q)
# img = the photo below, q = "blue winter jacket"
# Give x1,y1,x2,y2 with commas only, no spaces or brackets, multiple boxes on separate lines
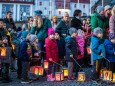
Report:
104,39,115,62
91,36,106,61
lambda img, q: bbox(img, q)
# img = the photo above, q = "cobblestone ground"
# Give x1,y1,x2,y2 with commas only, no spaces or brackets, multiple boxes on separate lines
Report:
0,67,115,86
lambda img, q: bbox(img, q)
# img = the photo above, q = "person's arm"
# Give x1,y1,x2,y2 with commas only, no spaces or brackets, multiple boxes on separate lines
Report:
105,45,115,55
30,26,36,34
65,39,72,55
109,16,115,33
91,15,98,32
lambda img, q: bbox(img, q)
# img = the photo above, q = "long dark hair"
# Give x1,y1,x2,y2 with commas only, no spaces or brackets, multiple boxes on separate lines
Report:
73,9,82,17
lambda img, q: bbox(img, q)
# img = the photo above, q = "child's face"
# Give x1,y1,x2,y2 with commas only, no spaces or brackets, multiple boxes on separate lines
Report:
55,33,60,39
3,39,8,44
49,34,55,39
71,32,77,37
0,21,4,28
87,18,90,24
97,33,103,38
111,38,115,44
3,24,6,29
35,38,38,43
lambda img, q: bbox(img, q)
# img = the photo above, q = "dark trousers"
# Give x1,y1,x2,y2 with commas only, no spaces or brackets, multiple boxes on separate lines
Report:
1,63,10,80
17,59,22,77
92,58,104,80
21,61,29,80
110,62,115,73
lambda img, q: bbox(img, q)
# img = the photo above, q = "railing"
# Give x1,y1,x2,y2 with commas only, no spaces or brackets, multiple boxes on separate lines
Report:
0,0,34,4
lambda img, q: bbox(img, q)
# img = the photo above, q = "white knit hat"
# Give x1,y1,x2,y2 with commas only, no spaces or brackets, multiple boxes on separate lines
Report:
104,5,112,11
96,6,104,13
30,35,38,43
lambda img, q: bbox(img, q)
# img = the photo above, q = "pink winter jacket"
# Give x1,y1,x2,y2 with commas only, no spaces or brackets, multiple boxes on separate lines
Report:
109,15,115,33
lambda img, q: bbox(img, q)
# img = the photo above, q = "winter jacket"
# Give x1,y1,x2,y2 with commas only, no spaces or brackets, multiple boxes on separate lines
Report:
21,30,29,39
91,12,109,39
65,36,77,62
76,36,85,59
0,28,6,39
30,18,52,40
19,40,31,62
56,38,65,59
91,36,106,61
109,15,115,34
56,20,70,36
71,17,83,30
45,38,59,62
104,39,115,62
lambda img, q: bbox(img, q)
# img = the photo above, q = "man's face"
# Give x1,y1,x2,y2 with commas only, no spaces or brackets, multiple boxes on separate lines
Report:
0,21,4,28
106,9,111,14
6,13,12,19
63,14,69,22
29,17,33,23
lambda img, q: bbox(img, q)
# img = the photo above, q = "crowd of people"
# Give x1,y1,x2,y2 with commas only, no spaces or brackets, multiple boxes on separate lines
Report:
0,4,115,84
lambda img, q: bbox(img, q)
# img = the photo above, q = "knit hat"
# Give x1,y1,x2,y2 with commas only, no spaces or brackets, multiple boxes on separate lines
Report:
48,28,55,36
109,33,115,40
30,35,38,43
34,10,42,16
94,27,103,36
104,5,112,11
96,6,104,13
69,27,77,35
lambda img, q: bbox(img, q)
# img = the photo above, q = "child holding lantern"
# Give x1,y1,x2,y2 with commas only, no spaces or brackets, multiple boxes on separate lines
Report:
91,27,106,81
104,33,115,72
65,27,78,80
45,28,59,81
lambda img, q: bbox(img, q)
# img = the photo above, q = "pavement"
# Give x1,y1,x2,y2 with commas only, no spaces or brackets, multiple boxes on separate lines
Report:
0,67,115,86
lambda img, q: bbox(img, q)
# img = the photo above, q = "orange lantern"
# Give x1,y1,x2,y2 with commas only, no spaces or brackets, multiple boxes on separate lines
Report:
77,72,86,82
87,47,91,55
0,47,6,58
34,66,44,76
44,60,49,69
100,68,107,80
112,73,115,82
103,70,112,81
12,44,15,50
62,68,68,77
55,72,64,81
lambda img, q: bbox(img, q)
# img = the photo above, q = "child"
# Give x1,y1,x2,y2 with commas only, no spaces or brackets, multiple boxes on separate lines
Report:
91,27,106,81
65,27,77,80
20,34,31,83
1,37,13,83
45,28,59,81
55,31,65,67
104,33,115,72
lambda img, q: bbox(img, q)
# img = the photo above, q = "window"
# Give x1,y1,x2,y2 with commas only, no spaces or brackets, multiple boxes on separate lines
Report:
74,4,76,8
59,11,61,15
83,5,85,8
49,11,52,14
40,2,42,6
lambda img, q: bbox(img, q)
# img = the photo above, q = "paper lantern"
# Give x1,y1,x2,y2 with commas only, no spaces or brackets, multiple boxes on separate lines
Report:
103,70,112,81
112,73,115,82
62,68,68,77
12,44,15,50
87,47,91,55
34,66,44,76
0,47,6,58
44,60,49,69
100,69,107,80
55,72,64,81
77,72,86,82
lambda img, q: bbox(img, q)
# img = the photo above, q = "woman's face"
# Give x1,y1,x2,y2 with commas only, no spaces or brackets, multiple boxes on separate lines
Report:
78,12,82,17
53,18,57,23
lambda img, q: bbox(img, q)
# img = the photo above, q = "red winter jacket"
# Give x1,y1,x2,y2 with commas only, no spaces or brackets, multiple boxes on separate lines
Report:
45,38,59,62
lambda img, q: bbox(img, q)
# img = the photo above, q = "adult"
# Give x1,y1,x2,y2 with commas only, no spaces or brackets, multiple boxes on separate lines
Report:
4,11,16,31
27,16,33,31
51,16,58,31
30,10,52,51
71,9,82,30
104,5,112,19
109,6,115,34
91,6,108,39
55,12,70,37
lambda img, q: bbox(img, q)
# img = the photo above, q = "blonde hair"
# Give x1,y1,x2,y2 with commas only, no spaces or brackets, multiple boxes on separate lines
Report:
111,5,115,15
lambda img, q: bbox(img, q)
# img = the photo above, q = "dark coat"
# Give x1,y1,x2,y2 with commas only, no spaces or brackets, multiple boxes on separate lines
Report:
71,17,83,30
65,36,77,62
19,40,31,62
55,20,70,36
0,28,6,39
104,39,115,62
4,18,16,31
56,38,65,59
45,38,59,62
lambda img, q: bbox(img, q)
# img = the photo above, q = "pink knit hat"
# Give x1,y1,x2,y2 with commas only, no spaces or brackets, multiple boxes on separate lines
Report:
48,28,55,36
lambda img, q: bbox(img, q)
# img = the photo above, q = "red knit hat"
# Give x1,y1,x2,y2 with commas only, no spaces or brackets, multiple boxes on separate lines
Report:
48,28,55,36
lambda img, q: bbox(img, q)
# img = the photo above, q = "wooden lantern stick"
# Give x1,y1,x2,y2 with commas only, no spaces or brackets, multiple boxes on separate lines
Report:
71,57,82,68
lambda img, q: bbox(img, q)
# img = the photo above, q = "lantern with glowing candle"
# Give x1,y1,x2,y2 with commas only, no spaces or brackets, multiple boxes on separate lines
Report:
112,73,115,82
44,60,49,69
34,66,44,76
87,47,91,55
62,68,68,77
100,69,107,80
12,44,15,50
77,72,86,82
0,47,6,58
103,70,112,81
55,72,64,81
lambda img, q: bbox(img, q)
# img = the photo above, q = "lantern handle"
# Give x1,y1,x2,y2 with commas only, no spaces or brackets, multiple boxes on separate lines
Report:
71,57,82,68
51,60,63,67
